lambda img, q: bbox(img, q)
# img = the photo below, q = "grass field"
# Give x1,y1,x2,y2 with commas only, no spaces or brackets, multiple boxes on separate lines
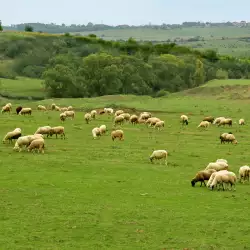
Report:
0,77,45,98
1,93,250,249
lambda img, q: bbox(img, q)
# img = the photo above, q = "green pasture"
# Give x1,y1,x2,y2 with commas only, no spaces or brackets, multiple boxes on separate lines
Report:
1,94,250,249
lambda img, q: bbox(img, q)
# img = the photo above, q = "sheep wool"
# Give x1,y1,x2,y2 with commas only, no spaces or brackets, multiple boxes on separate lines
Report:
149,150,168,165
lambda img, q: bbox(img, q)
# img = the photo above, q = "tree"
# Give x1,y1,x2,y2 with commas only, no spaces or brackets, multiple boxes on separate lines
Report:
24,25,34,32
0,20,3,31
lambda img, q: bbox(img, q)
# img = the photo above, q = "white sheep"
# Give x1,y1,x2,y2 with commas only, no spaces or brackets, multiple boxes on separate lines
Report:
1,105,11,114
180,115,188,125
210,171,237,191
49,126,65,139
121,113,130,121
154,120,165,130
67,106,73,111
205,162,228,171
13,134,43,152
149,150,168,165
60,112,67,122
225,134,237,144
197,121,210,128
114,110,124,117
111,130,124,141
27,138,45,154
104,108,114,115
238,166,250,183
2,128,22,143
19,107,32,115
218,118,232,127
35,126,52,138
146,117,161,127
84,113,91,124
99,125,107,135
92,127,101,139
239,119,245,125
64,110,75,120
90,110,97,119
114,115,124,125
129,115,138,125
213,117,225,125
37,105,47,111
216,159,228,164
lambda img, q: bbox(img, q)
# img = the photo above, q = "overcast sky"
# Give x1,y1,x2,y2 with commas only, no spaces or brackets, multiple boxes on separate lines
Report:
1,0,249,26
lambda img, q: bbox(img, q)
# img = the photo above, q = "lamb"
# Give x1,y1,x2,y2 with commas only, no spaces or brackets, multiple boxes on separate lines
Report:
239,118,245,125
191,169,216,187
37,105,47,111
114,115,124,126
218,118,232,127
2,128,22,143
60,112,67,122
67,106,73,111
64,110,75,120
92,127,101,139
149,150,168,165
99,125,107,135
213,117,225,125
180,115,188,125
104,108,114,115
27,138,45,154
238,166,250,183
210,171,237,191
13,134,43,152
19,107,32,115
197,121,210,128
205,162,228,171
35,126,52,138
16,106,22,114
1,105,11,114
129,115,138,125
49,126,65,139
111,129,124,141
202,116,214,123
84,113,91,124
90,110,97,119
114,110,124,117
154,120,165,130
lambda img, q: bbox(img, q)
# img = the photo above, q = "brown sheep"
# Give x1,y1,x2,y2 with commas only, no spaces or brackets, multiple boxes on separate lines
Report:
191,169,216,187
203,116,214,123
129,115,138,125
111,130,124,141
16,106,22,114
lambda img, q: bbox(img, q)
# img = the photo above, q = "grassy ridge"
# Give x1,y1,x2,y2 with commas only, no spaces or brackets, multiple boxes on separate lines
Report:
1,95,250,249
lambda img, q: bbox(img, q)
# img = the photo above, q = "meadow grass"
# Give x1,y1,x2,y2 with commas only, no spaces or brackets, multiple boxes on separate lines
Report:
1,95,250,249
0,77,45,98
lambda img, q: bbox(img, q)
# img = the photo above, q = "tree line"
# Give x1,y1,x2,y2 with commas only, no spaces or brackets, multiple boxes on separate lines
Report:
0,32,250,98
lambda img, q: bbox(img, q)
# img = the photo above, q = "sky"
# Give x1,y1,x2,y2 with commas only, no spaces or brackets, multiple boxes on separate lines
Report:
1,0,250,26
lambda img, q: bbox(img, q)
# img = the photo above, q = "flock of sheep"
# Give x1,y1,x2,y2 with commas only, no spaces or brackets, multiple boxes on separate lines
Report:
1,102,248,191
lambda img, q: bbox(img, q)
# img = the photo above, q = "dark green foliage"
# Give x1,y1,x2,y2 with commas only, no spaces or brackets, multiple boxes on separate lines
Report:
0,21,3,32
24,25,34,32
1,32,250,98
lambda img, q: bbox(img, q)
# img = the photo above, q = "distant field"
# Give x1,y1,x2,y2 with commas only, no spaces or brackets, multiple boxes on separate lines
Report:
0,77,45,98
201,79,250,87
74,27,250,41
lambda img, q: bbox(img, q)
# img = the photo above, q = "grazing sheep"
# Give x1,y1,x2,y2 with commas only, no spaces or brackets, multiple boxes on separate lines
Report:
99,109,105,115
239,119,245,125
49,126,65,139
19,107,32,115
51,103,56,110
238,166,250,183
84,113,91,124
99,125,107,135
149,150,168,165
92,127,101,139
111,129,124,141
213,117,225,125
210,171,237,191
216,159,228,164
67,106,73,111
138,118,146,124
218,118,232,127
114,110,124,117
139,112,151,120
180,115,188,125
64,110,75,120
129,115,138,125
60,112,67,122
219,133,229,144
35,126,52,138
1,105,11,114
27,138,45,154
2,128,22,143
5,103,12,110
203,116,214,123
191,169,216,187
104,108,114,115
114,115,124,126
206,170,229,188
146,117,161,127
37,105,47,111
225,134,237,144
205,162,228,171
154,120,165,130
197,121,210,128
90,110,97,119
16,106,22,114
60,107,68,112
13,134,43,152
55,106,61,111
121,113,131,121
